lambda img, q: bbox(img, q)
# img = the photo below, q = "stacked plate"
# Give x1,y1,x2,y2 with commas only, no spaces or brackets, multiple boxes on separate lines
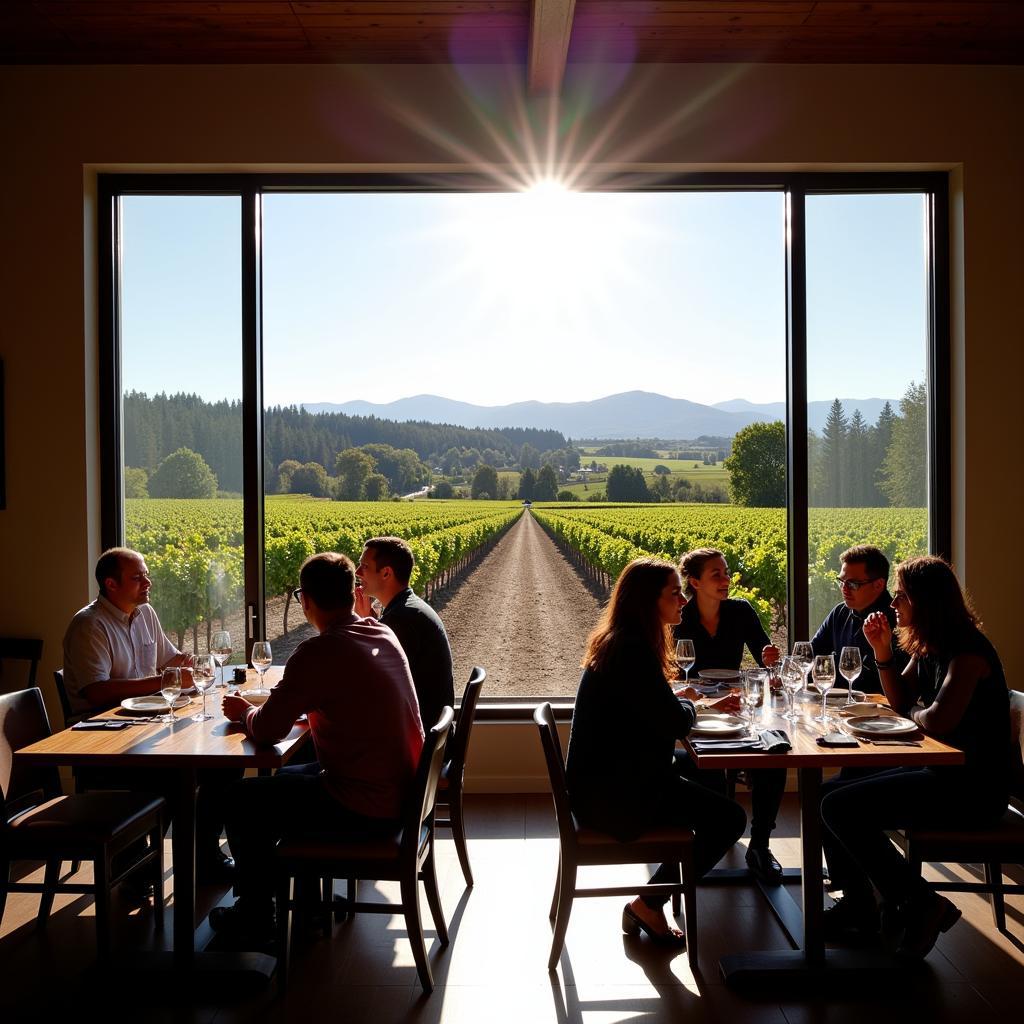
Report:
695,668,741,695
690,712,748,737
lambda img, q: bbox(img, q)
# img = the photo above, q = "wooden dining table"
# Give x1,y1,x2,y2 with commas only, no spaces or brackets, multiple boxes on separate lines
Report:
14,667,309,979
686,692,964,986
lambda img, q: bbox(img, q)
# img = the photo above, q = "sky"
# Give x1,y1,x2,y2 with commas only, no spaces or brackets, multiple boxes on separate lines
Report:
120,189,927,411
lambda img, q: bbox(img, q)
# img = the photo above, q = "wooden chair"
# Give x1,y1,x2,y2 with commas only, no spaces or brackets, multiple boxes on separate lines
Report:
435,666,486,887
275,706,454,993
52,668,84,728
533,702,699,971
0,688,166,959
0,637,43,691
893,689,1024,933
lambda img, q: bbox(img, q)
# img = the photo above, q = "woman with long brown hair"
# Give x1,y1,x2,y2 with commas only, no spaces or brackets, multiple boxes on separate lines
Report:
566,558,747,947
820,555,1011,957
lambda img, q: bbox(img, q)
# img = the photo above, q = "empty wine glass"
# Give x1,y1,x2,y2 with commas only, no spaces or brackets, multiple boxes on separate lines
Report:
211,630,232,688
741,671,763,739
159,667,181,724
675,639,696,688
791,641,814,698
838,646,862,701
251,640,272,696
812,654,836,725
191,653,215,721
780,656,804,722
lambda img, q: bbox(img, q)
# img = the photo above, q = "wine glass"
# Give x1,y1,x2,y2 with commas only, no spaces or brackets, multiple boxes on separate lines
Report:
812,654,836,725
675,639,696,689
838,646,862,701
780,655,804,722
251,641,272,696
741,671,763,739
191,653,215,721
211,630,233,688
159,667,181,724
791,641,814,698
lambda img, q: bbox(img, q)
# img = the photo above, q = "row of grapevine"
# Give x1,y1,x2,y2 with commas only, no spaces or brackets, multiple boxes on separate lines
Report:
125,498,523,645
531,504,927,629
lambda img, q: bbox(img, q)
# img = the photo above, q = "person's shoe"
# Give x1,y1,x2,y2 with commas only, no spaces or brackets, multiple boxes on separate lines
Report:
119,874,156,904
197,851,236,885
621,903,687,949
897,890,961,959
822,895,880,942
209,900,275,947
745,844,784,885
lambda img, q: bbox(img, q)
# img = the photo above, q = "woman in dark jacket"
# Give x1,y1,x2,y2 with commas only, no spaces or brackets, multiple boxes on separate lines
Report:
566,557,747,946
820,555,1010,957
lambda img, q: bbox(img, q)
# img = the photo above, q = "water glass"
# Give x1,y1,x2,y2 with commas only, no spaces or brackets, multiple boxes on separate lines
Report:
159,667,181,724
675,639,696,687
780,655,804,722
251,640,272,695
741,671,764,738
211,630,233,688
812,654,836,724
192,653,215,721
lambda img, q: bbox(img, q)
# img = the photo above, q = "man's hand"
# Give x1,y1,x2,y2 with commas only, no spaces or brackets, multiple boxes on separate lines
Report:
762,644,781,667
707,694,742,714
675,685,702,702
177,667,194,689
223,692,250,723
353,585,376,619
166,652,194,669
863,612,894,660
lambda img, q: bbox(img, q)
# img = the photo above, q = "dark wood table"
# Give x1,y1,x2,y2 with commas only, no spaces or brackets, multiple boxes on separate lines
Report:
15,668,308,979
686,695,963,986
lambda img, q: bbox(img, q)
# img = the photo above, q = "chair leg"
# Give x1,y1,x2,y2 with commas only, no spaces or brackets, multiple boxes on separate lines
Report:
320,877,334,936
151,824,165,931
548,862,576,971
37,858,61,923
422,844,449,947
680,845,698,970
548,852,561,921
0,858,10,929
94,853,112,962
401,873,434,994
984,862,1006,931
449,779,474,888
672,870,681,918
276,874,292,990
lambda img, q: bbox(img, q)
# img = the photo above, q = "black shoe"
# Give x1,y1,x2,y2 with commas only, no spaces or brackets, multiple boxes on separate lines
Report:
822,895,880,942
745,844,784,885
197,851,236,885
897,890,960,959
209,901,275,945
621,903,687,949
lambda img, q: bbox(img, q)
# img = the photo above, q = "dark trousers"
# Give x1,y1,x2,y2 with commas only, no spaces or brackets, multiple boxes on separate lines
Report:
224,762,400,917
641,764,748,909
820,766,1001,906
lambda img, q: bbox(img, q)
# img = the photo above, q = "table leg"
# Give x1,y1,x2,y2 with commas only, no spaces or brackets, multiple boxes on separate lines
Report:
172,765,198,967
798,766,824,967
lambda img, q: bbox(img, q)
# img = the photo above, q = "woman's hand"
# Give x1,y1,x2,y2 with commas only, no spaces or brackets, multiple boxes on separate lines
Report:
707,693,742,714
675,686,702,703
863,611,894,660
762,644,781,667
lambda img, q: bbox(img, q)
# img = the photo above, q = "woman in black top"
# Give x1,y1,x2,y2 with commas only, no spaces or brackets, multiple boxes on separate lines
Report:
567,558,747,947
673,548,786,883
820,555,1010,957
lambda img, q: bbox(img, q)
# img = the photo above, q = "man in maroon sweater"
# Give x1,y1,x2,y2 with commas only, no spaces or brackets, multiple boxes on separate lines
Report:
211,552,424,943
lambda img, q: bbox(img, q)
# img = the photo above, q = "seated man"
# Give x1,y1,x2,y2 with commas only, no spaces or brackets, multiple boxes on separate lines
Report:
811,544,907,693
63,546,234,882
213,552,425,942
355,535,455,732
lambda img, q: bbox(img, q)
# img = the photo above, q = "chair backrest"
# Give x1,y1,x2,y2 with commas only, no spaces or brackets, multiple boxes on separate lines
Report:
534,702,577,854
53,668,75,726
0,687,58,821
0,637,43,691
1009,689,1024,809
447,666,486,775
402,705,455,859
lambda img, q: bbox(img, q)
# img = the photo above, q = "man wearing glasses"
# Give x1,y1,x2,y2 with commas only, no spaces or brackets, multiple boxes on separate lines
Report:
810,544,907,693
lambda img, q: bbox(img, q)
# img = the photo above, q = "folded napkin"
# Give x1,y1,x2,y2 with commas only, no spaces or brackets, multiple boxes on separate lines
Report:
691,729,792,755
72,719,131,730
758,728,793,753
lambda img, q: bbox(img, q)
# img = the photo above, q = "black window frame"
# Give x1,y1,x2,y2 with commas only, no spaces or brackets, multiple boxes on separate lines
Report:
98,171,950,715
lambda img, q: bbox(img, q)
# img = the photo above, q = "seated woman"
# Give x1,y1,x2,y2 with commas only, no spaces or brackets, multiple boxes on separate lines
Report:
820,555,1010,957
673,548,786,883
566,557,747,947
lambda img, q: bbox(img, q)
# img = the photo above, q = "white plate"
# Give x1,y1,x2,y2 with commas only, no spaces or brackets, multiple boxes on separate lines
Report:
846,715,919,736
697,669,742,682
242,691,271,706
121,694,191,714
826,688,866,705
690,713,748,737
840,702,894,718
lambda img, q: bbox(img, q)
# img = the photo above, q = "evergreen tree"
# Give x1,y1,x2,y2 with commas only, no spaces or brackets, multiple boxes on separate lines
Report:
845,409,870,506
821,399,848,505
872,401,897,504
518,467,537,501
880,382,928,507
534,464,559,501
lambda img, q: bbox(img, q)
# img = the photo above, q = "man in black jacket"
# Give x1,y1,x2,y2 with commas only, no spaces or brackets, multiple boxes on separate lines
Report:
811,544,907,693
355,536,455,731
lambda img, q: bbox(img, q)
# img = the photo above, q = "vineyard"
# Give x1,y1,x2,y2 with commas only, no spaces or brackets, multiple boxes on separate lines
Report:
530,504,928,630
125,497,523,648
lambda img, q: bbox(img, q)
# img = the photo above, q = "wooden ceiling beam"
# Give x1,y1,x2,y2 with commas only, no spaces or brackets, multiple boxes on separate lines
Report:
528,0,576,95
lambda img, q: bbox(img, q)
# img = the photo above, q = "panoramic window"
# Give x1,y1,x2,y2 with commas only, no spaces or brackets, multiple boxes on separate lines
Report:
107,176,944,703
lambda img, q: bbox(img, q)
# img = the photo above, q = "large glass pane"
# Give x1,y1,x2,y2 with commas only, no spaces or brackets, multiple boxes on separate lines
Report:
805,193,930,641
120,195,244,668
261,190,786,696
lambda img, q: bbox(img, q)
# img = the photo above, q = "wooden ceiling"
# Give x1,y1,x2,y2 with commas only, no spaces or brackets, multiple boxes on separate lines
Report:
1,2,1021,78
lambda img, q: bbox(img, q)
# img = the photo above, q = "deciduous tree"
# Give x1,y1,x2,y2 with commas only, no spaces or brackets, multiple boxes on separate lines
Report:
723,421,785,507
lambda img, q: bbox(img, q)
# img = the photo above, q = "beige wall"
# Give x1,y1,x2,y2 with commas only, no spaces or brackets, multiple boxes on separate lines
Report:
1,63,1021,782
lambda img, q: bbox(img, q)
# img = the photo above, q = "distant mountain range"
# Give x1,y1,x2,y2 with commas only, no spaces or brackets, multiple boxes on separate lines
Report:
302,392,897,440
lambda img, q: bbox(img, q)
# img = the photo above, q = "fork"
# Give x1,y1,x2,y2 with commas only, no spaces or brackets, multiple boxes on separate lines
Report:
862,738,921,746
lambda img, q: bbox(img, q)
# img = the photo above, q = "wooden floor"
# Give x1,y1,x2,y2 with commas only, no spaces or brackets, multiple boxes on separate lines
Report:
1,794,1022,1021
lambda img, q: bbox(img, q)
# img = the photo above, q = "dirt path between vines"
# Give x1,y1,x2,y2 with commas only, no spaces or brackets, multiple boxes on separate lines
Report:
431,511,605,698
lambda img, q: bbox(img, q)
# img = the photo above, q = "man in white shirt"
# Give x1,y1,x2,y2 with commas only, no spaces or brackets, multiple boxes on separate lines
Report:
63,546,192,714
